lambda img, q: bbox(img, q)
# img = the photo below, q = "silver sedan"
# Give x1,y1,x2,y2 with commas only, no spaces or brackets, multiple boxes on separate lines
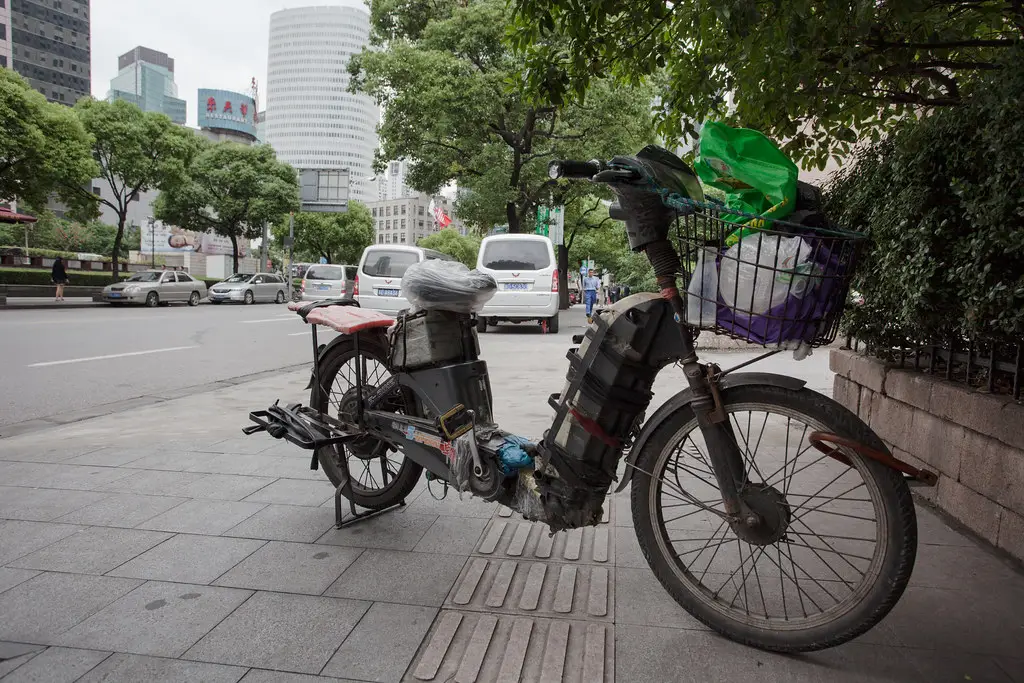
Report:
103,270,207,307
208,272,288,305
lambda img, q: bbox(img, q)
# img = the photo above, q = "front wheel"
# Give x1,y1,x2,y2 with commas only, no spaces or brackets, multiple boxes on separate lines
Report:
275,291,285,304
629,384,916,653
243,290,254,305
145,291,159,308
546,313,559,333
188,291,200,306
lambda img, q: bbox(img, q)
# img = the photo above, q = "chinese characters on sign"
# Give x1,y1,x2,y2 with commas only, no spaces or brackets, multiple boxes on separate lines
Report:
206,97,215,113
202,95,255,122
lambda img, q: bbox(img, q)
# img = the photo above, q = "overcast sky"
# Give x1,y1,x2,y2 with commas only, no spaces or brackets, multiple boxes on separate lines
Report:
89,0,368,128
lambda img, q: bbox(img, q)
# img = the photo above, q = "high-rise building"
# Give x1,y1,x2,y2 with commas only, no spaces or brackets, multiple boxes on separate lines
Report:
265,5,377,203
9,0,91,105
197,88,257,145
108,46,186,124
377,160,413,201
0,1,12,70
366,193,464,245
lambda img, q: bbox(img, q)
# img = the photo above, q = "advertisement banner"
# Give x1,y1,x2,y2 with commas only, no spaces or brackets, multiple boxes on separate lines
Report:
140,221,247,257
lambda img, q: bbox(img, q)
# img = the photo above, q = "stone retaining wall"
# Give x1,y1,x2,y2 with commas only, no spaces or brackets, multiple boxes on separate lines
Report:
831,348,1024,562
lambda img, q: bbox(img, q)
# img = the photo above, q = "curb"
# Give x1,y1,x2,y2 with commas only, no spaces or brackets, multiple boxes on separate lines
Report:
0,302,106,310
0,362,310,439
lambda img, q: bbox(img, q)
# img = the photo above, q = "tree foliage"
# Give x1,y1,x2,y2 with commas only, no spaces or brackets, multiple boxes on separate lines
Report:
155,143,300,273
0,213,139,257
68,98,201,279
272,202,375,266
511,0,1024,169
0,68,96,209
418,229,481,267
349,0,657,233
825,47,1024,345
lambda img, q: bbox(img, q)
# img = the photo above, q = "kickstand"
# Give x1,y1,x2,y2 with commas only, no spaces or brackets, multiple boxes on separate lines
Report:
333,449,405,529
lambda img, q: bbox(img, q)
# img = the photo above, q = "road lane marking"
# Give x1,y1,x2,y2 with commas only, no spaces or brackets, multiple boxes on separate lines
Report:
242,317,297,323
27,345,199,368
287,331,308,336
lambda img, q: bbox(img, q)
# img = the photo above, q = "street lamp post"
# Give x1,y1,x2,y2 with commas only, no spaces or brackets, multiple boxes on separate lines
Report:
147,216,155,267
285,212,295,301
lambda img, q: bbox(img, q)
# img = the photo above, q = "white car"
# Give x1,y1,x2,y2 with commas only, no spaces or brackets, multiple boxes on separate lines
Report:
476,234,560,332
355,245,452,313
209,272,288,304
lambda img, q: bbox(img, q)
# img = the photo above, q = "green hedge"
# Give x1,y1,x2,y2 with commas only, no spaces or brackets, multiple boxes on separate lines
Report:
0,267,125,286
825,47,1024,346
0,245,112,262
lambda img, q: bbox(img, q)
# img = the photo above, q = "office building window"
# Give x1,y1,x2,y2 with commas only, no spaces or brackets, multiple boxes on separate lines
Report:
385,206,390,216
418,221,424,229
401,205,406,215
400,233,406,242
386,220,390,229
400,219,406,228
0,23,5,40
418,205,425,215
392,233,398,242
372,207,377,217
0,56,5,68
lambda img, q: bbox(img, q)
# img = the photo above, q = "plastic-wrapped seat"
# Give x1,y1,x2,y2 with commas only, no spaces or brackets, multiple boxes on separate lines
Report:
401,260,497,314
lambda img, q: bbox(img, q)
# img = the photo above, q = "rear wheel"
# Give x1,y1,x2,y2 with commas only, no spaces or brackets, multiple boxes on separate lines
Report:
546,313,559,333
275,290,285,304
630,385,916,653
145,291,159,308
311,336,423,509
188,291,200,306
477,316,489,333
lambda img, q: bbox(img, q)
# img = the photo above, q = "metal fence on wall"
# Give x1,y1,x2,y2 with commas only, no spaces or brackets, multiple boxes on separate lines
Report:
845,337,1023,401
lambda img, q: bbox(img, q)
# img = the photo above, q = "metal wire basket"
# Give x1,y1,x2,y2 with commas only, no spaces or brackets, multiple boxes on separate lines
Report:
667,195,867,348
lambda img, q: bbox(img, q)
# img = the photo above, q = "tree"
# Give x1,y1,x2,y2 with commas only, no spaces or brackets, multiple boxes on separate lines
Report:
155,143,300,273
0,69,96,209
418,229,481,267
349,0,656,234
64,99,201,280
272,202,375,265
511,0,1024,169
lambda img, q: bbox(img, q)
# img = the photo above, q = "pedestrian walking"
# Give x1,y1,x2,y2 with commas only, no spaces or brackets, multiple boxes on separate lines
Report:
621,283,631,298
610,282,621,303
583,268,601,322
51,257,68,302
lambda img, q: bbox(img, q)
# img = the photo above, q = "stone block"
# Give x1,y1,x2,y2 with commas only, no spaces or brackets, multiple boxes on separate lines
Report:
996,508,1024,562
993,443,1024,513
997,401,1024,451
847,351,887,393
321,602,437,681
829,348,855,378
907,410,964,480
0,647,111,683
324,549,465,607
868,393,914,453
79,653,246,683
936,477,1002,545
108,534,266,585
832,375,859,413
858,387,875,424
891,448,939,503
883,370,933,411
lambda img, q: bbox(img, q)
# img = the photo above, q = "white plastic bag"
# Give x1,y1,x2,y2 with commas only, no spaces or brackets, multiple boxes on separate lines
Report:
401,259,497,314
719,234,817,315
685,247,719,327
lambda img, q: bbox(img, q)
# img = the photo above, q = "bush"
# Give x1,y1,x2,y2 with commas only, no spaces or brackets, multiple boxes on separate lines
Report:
417,229,480,267
0,245,112,262
825,48,1024,346
0,267,125,286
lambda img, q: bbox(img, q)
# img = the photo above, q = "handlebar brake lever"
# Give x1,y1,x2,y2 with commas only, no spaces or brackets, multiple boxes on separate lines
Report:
593,168,641,183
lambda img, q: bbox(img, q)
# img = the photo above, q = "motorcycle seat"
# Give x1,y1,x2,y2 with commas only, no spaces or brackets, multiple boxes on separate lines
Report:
304,305,395,335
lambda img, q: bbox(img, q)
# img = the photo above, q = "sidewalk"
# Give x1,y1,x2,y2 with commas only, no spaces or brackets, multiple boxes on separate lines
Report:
1,297,102,309
0,353,1021,681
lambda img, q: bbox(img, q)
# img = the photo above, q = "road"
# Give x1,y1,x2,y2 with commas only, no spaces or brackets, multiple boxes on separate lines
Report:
0,301,834,432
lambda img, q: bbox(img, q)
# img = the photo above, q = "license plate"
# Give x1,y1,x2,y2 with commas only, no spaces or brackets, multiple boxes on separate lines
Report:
378,288,400,297
504,283,529,291
108,292,122,298
317,284,330,291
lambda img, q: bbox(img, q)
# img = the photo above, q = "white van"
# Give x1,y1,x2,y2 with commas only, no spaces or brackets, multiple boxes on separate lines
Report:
476,234,560,332
355,244,452,313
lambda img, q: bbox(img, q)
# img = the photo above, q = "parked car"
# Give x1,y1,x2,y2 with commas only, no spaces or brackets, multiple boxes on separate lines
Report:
209,272,287,304
103,270,206,307
355,245,452,313
300,264,357,301
476,234,559,333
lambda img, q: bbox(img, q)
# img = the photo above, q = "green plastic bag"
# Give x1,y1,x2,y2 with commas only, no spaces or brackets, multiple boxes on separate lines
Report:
694,121,798,245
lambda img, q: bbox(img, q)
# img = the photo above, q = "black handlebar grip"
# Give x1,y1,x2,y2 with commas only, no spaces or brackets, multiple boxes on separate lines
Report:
549,159,601,179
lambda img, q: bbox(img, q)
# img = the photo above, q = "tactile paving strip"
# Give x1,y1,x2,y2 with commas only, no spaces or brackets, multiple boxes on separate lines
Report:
446,557,613,621
485,506,612,564
406,610,614,683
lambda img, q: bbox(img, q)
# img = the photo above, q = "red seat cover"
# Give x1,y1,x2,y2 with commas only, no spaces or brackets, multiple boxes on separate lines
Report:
304,306,395,335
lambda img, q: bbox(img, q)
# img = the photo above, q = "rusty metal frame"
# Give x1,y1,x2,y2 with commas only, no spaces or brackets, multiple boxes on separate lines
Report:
808,431,938,486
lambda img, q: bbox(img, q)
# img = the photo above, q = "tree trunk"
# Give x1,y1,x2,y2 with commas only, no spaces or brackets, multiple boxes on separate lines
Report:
111,214,126,283
229,233,240,274
557,243,569,309
506,202,520,233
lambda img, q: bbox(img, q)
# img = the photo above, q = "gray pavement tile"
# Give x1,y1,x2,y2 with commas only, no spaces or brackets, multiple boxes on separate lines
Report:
906,650,1018,683
0,487,109,522
0,573,142,644
0,520,81,565
242,478,334,507
176,474,277,501
915,506,977,547
614,525,649,568
413,516,489,555
125,452,216,472
0,568,40,594
0,642,45,659
99,469,207,494
54,493,189,528
240,671,356,683
0,445,101,463
322,602,437,682
910,543,1023,591
77,653,247,683
62,448,148,467
224,504,336,543
881,585,1024,658
998,659,1024,683
0,646,111,683
55,580,253,657
613,492,632,527
402,488,498,519
186,454,282,476
324,549,466,607
0,653,40,679
614,567,707,629
251,456,325,481
317,512,438,551
8,527,171,575
1,463,136,491
137,499,267,535
203,436,272,454
107,534,266,584
185,591,370,674
615,624,928,683
213,541,362,595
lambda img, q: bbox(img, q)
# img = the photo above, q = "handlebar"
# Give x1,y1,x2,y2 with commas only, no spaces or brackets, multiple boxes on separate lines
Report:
548,159,602,179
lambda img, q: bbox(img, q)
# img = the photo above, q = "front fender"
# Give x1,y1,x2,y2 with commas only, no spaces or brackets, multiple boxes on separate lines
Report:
613,372,806,493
